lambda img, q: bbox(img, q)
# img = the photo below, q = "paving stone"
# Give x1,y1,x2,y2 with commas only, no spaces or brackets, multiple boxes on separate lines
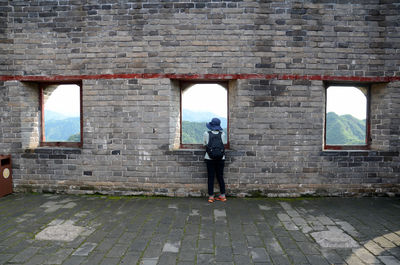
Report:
119,252,141,265
282,221,299,231
8,247,39,263
99,257,120,265
316,215,336,226
81,252,106,265
286,248,310,265
232,242,248,257
378,256,400,265
44,248,74,264
0,254,13,265
270,255,292,265
296,242,321,255
234,254,252,265
197,254,215,265
215,246,233,262
243,223,259,235
250,248,270,263
345,254,367,265
140,258,158,265
35,220,86,242
288,230,309,242
384,233,400,246
306,254,331,265
321,249,346,264
353,247,381,264
73,242,98,256
374,236,397,248
178,246,196,261
258,205,271,211
157,253,178,265
23,254,48,265
96,238,119,253
142,243,162,259
264,237,284,255
198,239,214,254
247,235,264,248
388,247,400,259
128,239,148,253
277,236,299,249
106,243,129,258
177,262,196,265
61,255,86,265
0,196,399,265
277,213,291,222
311,230,359,248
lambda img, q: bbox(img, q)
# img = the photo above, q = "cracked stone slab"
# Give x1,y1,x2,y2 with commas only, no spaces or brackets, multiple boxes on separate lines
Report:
35,220,86,242
311,230,359,248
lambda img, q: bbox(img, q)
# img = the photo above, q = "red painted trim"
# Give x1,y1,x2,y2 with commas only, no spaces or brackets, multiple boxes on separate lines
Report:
1,73,399,82
39,85,45,143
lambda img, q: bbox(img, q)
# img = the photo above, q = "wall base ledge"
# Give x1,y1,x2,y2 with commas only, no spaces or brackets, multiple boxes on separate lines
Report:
13,181,400,198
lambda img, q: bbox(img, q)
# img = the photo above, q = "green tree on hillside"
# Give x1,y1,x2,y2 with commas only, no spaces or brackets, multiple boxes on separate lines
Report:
67,133,80,142
326,112,365,145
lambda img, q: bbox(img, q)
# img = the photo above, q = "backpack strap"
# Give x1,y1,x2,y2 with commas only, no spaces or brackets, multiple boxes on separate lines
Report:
207,131,222,143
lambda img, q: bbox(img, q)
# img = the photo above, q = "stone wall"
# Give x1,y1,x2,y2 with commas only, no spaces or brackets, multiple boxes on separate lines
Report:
1,0,399,196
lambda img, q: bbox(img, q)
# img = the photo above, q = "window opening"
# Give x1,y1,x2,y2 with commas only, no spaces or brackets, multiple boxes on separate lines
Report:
325,85,370,150
181,82,228,148
40,83,82,147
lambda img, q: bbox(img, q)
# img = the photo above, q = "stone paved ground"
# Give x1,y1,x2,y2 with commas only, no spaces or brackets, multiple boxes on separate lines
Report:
0,194,399,265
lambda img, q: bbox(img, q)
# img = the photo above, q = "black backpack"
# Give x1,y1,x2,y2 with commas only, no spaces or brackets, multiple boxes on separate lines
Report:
206,131,225,160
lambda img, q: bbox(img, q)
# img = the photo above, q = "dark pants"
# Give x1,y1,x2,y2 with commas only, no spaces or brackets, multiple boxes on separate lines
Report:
206,159,225,196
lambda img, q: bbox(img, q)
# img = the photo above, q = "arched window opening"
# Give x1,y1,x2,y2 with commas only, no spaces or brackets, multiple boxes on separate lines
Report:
40,83,82,147
325,85,370,149
181,82,228,147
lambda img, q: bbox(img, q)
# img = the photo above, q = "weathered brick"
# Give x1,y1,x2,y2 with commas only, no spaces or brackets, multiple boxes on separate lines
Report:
1,1,399,197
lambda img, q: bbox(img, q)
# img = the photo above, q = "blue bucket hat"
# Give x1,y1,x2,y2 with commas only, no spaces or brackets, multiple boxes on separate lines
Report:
206,118,223,131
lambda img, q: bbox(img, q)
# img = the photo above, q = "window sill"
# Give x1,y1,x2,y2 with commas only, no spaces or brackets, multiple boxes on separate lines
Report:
321,150,399,156
40,142,82,148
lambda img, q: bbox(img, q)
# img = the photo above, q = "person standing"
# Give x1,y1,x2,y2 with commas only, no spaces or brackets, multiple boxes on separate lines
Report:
204,118,227,203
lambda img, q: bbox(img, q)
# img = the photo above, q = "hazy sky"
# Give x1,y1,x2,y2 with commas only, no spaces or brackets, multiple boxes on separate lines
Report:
182,83,228,117
326,86,367,120
45,84,80,117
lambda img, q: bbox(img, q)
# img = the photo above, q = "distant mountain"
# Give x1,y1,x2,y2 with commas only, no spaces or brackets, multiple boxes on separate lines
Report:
45,117,80,142
182,109,227,128
182,121,206,144
43,110,364,145
182,121,227,144
45,110,76,122
326,112,366,145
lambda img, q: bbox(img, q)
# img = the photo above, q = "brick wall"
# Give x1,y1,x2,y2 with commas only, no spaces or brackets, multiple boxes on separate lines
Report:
1,0,399,196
